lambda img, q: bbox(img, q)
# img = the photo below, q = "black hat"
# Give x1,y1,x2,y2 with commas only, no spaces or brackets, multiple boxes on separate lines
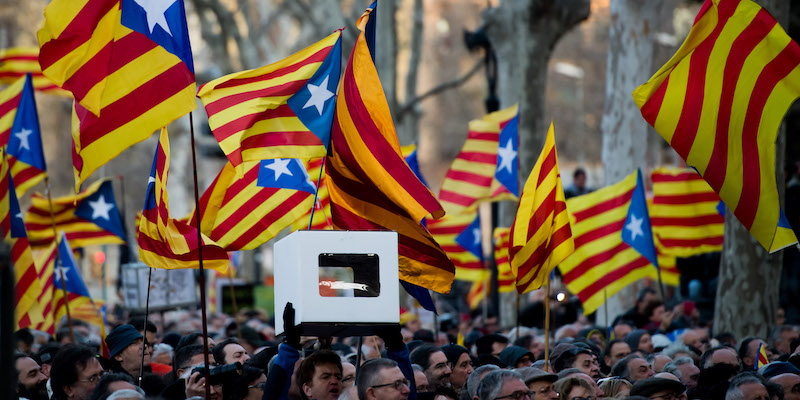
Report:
441,344,469,366
33,343,60,365
499,345,534,368
105,324,143,358
759,361,800,379
630,378,686,397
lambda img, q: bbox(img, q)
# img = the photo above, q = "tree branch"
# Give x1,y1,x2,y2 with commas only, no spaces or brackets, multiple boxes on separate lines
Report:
396,59,484,119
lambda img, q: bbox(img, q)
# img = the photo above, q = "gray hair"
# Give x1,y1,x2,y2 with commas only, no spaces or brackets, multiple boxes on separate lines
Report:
356,358,399,400
662,356,694,379
412,363,424,372
556,367,584,380
466,365,501,400
611,354,642,380
151,343,173,360
726,373,766,400
476,370,523,400
662,342,693,359
106,389,145,400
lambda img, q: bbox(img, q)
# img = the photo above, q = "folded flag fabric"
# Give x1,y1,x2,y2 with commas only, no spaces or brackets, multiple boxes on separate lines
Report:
6,74,46,195
558,171,657,315
198,32,342,172
438,105,519,214
189,160,315,250
632,0,799,252
0,47,69,95
509,122,573,293
650,167,724,256
756,342,769,369
38,0,197,192
137,128,228,272
494,227,519,294
291,158,333,231
426,211,487,282
33,240,57,335
25,179,126,249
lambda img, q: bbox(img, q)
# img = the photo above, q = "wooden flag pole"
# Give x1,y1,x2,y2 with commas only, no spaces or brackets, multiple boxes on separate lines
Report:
189,112,212,400
44,176,74,344
307,157,326,230
544,277,551,371
138,267,152,387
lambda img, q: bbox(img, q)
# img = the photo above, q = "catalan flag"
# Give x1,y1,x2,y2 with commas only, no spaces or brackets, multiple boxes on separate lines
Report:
137,128,228,272
0,47,69,95
467,280,487,310
756,342,769,370
38,0,197,192
0,77,25,147
189,159,315,250
494,227,519,293
33,240,57,335
558,171,656,314
426,211,487,282
438,105,519,214
650,168,724,256
325,11,454,293
632,0,799,253
0,161,44,329
25,179,126,249
291,158,333,231
198,32,342,171
6,74,46,195
509,122,573,293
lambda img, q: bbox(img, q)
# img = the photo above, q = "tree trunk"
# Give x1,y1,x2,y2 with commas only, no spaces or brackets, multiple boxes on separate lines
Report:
714,0,789,339
597,0,658,324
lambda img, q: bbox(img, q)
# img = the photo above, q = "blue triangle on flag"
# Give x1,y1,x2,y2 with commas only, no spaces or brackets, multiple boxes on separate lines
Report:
401,280,437,314
55,233,91,297
257,159,317,194
7,172,27,239
494,111,519,196
120,0,195,73
74,180,127,240
8,74,46,171
455,214,483,260
621,169,658,268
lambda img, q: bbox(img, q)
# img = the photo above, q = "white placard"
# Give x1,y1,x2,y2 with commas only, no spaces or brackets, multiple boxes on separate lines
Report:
121,263,198,311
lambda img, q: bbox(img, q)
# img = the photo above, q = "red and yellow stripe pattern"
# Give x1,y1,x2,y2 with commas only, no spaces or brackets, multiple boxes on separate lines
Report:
0,47,69,96
651,168,724,256
633,0,798,252
438,106,518,214
291,158,333,231
326,25,453,293
494,227,518,293
198,32,341,171
33,241,57,335
426,211,487,282
37,0,197,192
558,171,655,314
509,123,573,293
0,77,25,146
137,128,228,272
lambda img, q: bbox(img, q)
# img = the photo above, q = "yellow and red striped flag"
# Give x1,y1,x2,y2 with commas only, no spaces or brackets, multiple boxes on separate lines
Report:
325,17,454,293
38,0,197,192
33,240,57,335
509,122,573,293
650,168,724,256
137,128,228,272
0,47,69,96
494,227,519,293
632,0,798,253
198,32,342,172
291,158,333,231
0,77,25,147
426,211,488,282
756,342,769,369
189,160,314,250
467,280,487,310
438,106,519,214
558,171,656,314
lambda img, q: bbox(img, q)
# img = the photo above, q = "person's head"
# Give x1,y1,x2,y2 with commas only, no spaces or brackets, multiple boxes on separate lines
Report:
151,343,173,366
15,329,35,354
726,372,769,400
702,345,740,370
517,367,558,400
648,354,672,373
662,357,699,390
106,324,151,378
357,358,410,400
341,362,356,389
554,376,595,400
636,288,659,313
176,331,216,352
770,374,800,400
612,354,654,383
466,364,500,400
88,373,142,400
770,326,799,356
554,347,599,379
412,364,430,393
573,169,587,189
212,338,250,365
598,377,632,398
296,350,343,400
221,365,265,400
556,370,604,399
626,330,654,355
174,344,213,378
740,337,771,370
499,346,535,369
475,334,510,358
629,377,687,400
644,301,666,324
34,343,60,378
604,339,632,371
51,344,104,400
475,370,526,400
613,321,634,340
410,345,451,390
440,344,472,389
127,316,157,346
15,353,48,400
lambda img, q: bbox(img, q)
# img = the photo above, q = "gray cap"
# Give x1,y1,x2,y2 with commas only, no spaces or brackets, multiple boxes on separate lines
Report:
516,367,558,384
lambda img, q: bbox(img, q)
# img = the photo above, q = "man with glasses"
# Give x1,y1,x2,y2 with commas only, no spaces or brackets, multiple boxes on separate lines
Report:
410,344,452,391
357,358,411,400
475,369,532,400
50,344,104,400
105,324,153,381
518,367,558,400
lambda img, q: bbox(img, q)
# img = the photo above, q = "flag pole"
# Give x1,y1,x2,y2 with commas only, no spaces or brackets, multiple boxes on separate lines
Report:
515,290,520,341
544,276,551,371
189,112,212,400
307,157,326,230
138,267,152,387
604,288,610,338
226,267,242,342
44,176,75,344
656,267,666,300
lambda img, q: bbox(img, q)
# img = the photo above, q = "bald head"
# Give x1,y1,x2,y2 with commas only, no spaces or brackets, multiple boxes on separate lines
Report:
770,373,800,400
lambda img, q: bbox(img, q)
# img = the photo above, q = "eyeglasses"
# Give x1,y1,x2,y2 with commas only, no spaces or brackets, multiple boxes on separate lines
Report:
495,390,533,400
77,371,106,384
371,379,409,390
248,382,266,391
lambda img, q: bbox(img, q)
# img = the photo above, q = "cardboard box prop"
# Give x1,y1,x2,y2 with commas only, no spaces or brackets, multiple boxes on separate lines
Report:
274,230,400,337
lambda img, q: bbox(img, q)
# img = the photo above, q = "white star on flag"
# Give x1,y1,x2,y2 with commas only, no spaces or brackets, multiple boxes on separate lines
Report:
303,75,334,115
88,195,115,221
625,214,644,241
265,158,293,181
497,139,517,173
133,0,178,36
54,265,70,282
14,128,32,151
472,228,481,246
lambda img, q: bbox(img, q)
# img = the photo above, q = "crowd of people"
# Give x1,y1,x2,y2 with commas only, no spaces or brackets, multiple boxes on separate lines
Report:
12,287,800,400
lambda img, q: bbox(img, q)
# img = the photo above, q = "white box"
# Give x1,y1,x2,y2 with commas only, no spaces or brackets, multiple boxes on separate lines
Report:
274,230,399,336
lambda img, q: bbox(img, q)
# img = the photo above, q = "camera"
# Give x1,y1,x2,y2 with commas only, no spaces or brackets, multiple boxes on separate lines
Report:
191,362,243,386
